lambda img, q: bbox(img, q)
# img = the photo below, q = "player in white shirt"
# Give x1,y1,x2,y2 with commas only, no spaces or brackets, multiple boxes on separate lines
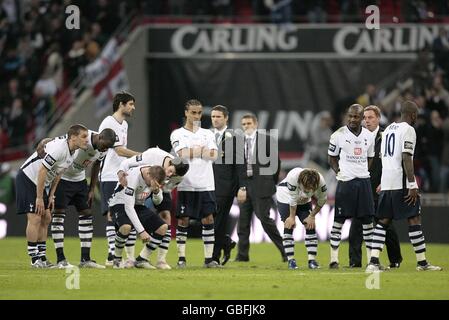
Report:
109,165,167,269
16,124,89,268
38,129,116,268
170,99,221,268
117,147,189,269
367,101,442,272
276,168,327,270
98,92,141,267
327,104,375,269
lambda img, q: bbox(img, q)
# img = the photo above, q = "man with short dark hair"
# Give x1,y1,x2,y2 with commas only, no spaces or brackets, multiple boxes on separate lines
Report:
328,104,376,269
235,114,286,262
170,99,221,268
37,128,116,268
16,124,89,267
211,105,238,265
99,91,141,267
367,101,442,272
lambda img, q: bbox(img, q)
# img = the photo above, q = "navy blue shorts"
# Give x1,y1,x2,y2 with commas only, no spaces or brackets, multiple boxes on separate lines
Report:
277,201,312,224
176,191,216,219
334,178,374,219
154,192,172,212
54,179,90,212
100,181,118,215
110,204,165,233
15,170,49,215
376,189,421,220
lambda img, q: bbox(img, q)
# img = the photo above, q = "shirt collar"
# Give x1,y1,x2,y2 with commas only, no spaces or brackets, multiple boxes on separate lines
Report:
214,126,227,136
245,131,257,140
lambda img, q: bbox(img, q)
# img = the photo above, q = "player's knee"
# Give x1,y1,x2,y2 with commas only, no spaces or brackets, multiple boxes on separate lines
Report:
159,210,171,223
156,224,168,236
202,214,214,224
408,215,421,225
118,224,132,235
178,217,189,227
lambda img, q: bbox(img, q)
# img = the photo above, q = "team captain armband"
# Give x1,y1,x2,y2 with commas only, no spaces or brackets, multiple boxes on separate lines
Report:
44,154,56,167
404,141,414,150
328,143,336,152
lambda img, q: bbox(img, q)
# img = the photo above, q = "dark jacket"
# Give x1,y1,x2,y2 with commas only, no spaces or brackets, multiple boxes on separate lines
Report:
369,126,383,200
212,129,240,197
238,132,281,198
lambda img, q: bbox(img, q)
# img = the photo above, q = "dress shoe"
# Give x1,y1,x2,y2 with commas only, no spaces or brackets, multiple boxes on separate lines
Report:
221,239,236,266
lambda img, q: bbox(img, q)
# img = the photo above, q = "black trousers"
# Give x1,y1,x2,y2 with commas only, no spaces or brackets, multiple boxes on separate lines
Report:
349,217,402,266
212,195,234,261
236,195,285,260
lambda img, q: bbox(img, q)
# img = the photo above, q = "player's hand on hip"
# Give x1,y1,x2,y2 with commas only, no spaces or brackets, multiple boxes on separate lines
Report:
237,189,247,204
139,231,151,243
284,216,296,229
35,198,45,216
404,188,419,206
118,171,128,187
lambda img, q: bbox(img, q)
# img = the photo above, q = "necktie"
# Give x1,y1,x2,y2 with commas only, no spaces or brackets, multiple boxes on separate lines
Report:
215,132,221,145
246,137,253,177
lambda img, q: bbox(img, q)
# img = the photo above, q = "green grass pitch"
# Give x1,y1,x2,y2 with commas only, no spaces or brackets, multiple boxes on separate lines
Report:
0,237,448,300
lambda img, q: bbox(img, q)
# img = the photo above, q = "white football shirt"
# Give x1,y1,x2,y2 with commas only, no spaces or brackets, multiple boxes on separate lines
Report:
328,126,375,181
62,130,107,182
21,138,77,186
118,147,183,192
380,122,416,190
276,167,327,207
99,115,128,182
109,166,163,234
170,127,217,191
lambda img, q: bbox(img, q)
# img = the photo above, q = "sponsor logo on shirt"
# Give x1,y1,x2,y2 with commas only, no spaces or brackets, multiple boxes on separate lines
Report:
44,154,56,167
404,141,414,150
354,147,362,155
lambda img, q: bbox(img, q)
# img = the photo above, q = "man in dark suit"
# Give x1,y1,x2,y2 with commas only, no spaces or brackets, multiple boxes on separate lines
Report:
348,105,403,268
211,105,238,265
235,113,286,262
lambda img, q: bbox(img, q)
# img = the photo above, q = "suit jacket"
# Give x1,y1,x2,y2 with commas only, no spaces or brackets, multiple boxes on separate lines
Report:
212,129,239,198
238,132,281,198
369,126,383,200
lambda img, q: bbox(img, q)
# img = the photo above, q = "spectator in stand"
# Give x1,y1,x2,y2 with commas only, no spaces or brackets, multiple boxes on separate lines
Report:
7,97,26,147
432,28,449,74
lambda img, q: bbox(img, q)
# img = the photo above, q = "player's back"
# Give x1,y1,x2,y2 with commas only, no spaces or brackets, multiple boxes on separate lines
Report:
380,122,416,191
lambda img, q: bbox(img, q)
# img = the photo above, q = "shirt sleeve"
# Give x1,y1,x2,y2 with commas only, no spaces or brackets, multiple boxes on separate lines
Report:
328,131,340,156
151,189,163,206
313,174,328,207
402,126,416,155
170,130,188,153
42,141,63,170
122,176,145,233
286,171,300,207
118,153,144,173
